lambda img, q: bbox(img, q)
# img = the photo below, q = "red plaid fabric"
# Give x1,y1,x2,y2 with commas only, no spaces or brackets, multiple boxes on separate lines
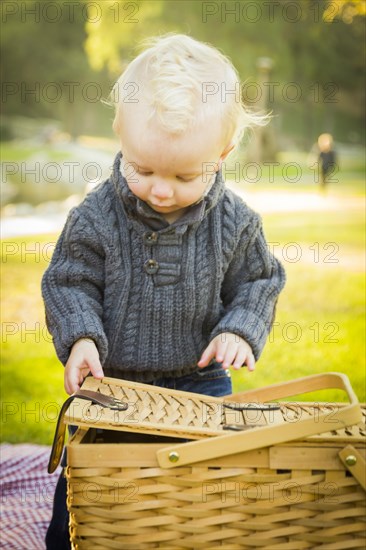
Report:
0,444,61,550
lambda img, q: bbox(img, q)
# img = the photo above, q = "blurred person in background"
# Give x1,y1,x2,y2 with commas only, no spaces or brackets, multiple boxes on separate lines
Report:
318,133,338,190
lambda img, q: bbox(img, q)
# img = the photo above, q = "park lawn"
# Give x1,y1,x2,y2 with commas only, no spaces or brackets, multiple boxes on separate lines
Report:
1,189,365,445
1,234,68,444
232,263,365,401
231,202,365,400
0,142,73,162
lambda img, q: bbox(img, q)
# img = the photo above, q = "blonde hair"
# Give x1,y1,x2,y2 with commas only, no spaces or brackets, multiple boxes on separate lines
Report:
110,34,267,148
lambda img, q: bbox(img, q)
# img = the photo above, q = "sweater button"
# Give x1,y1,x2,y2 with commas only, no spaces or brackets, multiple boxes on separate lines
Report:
143,231,158,245
144,259,159,274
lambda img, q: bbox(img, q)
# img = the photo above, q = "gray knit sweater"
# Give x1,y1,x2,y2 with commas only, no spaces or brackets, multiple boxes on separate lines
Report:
42,152,286,381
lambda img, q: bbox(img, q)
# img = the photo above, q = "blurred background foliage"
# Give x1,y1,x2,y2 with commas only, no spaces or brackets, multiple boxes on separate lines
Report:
1,0,365,147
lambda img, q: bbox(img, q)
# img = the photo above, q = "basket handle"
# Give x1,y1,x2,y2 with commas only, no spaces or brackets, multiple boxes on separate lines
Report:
156,372,362,469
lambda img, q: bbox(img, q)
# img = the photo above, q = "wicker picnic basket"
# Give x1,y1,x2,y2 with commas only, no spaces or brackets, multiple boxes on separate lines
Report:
52,372,365,549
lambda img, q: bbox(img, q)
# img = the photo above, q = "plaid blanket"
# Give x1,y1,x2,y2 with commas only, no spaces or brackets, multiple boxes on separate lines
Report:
0,444,61,550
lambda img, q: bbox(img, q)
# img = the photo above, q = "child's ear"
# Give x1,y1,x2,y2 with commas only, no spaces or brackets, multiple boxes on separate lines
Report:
112,115,121,136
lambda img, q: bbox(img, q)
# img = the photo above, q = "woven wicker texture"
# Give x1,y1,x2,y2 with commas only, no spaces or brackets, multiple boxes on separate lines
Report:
66,407,366,549
64,376,363,443
67,464,366,549
64,376,224,439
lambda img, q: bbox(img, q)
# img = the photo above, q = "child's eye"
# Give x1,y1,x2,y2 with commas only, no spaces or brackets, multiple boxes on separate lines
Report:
137,170,153,176
176,175,198,182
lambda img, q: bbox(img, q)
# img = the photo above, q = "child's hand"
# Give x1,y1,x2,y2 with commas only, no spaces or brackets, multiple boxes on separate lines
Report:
64,339,104,395
198,333,255,371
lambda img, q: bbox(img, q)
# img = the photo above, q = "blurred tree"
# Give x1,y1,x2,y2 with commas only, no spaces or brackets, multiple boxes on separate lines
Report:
1,0,364,145
277,0,365,146
323,0,366,22
84,1,163,73
1,0,113,137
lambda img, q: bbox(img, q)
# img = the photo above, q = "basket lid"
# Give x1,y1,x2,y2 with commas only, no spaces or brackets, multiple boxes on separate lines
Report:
48,372,363,474
65,376,225,440
63,375,365,443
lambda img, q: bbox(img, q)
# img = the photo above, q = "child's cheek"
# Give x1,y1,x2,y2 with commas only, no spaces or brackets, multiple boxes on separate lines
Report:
126,177,141,198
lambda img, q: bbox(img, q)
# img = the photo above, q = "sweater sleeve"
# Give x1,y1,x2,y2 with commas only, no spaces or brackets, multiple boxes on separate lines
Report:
41,207,108,365
210,212,286,360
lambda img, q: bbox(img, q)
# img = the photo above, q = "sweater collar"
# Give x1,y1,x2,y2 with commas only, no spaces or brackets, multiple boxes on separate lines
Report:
111,151,225,230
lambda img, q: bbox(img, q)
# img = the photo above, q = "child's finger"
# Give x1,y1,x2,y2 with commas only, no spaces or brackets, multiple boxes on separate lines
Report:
231,347,249,370
64,378,72,396
214,335,229,364
88,358,104,379
65,366,81,395
197,341,217,368
222,345,238,369
245,350,256,372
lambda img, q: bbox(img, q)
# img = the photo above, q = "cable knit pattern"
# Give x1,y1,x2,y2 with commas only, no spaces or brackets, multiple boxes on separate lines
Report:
42,152,286,381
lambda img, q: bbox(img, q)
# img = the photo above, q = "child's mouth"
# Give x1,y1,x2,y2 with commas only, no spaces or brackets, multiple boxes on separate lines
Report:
150,202,175,209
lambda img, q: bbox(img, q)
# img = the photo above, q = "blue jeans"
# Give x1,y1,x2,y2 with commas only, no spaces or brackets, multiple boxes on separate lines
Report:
152,362,232,396
45,364,232,549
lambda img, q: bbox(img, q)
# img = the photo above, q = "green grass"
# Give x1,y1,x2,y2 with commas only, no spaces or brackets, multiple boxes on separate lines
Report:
1,234,67,444
263,210,365,248
229,186,365,401
1,175,365,444
231,264,365,400
0,142,72,162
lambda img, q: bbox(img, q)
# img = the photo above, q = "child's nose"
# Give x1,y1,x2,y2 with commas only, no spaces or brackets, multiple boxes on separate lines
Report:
151,181,174,199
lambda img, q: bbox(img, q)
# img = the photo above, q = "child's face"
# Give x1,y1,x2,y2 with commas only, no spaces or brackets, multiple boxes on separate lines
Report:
119,107,232,222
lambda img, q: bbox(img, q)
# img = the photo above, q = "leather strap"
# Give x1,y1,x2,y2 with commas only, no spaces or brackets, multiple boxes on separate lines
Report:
48,389,127,474
338,445,366,490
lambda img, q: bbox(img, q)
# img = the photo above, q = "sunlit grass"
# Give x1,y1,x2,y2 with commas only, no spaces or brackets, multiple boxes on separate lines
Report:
0,142,72,162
